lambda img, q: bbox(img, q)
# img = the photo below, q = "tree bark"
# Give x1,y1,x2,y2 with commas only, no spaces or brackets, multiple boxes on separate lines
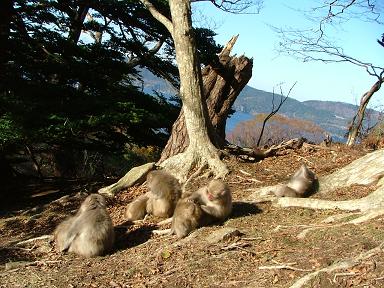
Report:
346,78,383,146
159,35,253,163
137,0,233,180
68,5,89,44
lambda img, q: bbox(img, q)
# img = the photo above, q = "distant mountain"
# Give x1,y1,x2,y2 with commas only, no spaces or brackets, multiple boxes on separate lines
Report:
231,86,380,141
139,70,380,142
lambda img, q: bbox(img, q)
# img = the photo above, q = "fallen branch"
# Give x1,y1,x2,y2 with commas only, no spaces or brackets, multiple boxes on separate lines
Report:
289,242,384,288
259,264,312,272
15,235,52,246
220,241,256,255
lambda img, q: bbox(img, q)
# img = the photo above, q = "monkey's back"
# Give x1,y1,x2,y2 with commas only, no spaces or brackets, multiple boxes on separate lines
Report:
69,208,115,257
172,200,204,238
147,170,181,200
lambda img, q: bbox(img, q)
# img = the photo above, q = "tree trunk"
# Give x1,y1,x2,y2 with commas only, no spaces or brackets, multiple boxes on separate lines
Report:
68,5,89,44
346,78,383,146
159,36,253,163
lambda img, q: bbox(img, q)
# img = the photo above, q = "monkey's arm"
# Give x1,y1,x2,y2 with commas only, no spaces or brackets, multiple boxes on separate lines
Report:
60,220,81,251
200,205,222,219
186,189,205,204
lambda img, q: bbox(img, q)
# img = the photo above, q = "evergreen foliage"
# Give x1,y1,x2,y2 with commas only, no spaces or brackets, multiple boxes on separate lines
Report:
0,0,221,154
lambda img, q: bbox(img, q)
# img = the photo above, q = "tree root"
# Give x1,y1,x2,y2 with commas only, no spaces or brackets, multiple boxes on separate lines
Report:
159,146,229,183
98,162,155,197
289,241,384,288
275,183,384,212
273,208,384,239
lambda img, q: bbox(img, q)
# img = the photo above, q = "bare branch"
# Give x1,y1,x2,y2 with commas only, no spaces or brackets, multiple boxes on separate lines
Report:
256,82,297,146
139,0,173,35
275,27,384,79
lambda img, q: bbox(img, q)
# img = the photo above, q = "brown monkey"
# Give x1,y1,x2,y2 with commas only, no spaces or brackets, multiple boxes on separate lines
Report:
54,193,115,257
274,164,317,198
153,180,232,238
187,179,232,221
169,198,205,238
146,170,181,218
125,193,149,221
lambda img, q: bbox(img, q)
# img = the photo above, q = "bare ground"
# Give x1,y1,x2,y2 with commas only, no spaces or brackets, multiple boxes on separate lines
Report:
1,144,384,288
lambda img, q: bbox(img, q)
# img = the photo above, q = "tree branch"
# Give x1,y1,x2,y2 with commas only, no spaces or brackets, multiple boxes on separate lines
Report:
139,0,173,35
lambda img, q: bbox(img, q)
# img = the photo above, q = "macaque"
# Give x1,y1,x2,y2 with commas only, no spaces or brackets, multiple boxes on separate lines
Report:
187,179,232,221
145,170,181,218
170,198,205,238
125,193,149,221
153,180,232,238
54,193,115,257
274,164,317,198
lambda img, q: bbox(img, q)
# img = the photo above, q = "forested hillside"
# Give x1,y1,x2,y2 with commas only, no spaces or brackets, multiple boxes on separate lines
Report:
231,86,381,142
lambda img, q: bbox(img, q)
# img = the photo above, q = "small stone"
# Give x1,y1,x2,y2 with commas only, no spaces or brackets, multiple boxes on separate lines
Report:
205,227,243,244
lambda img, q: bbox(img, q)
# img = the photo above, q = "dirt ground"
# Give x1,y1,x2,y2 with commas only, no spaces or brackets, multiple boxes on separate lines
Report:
1,143,384,288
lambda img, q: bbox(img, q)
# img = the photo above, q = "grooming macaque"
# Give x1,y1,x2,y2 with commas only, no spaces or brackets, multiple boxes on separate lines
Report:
125,193,149,221
153,179,232,238
187,179,232,221
145,170,181,218
54,194,115,257
274,164,317,198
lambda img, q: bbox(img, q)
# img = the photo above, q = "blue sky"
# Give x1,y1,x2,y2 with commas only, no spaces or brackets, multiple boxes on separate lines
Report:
193,0,384,107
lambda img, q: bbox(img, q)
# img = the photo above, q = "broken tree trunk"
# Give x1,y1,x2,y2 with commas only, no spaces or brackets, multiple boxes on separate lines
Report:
158,35,253,163
346,77,383,146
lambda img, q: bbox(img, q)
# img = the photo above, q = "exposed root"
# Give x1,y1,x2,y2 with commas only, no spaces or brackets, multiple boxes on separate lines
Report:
98,162,155,197
152,228,172,235
275,184,384,212
292,209,384,239
182,163,208,192
157,217,173,226
289,242,384,288
159,146,229,183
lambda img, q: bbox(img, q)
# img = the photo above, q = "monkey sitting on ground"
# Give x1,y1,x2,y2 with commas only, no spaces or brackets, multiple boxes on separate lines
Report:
274,164,318,198
186,179,232,221
170,198,206,238
125,193,150,221
153,179,232,238
145,170,181,218
54,193,115,257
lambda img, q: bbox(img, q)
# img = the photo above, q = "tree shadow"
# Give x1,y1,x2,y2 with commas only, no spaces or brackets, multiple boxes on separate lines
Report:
0,246,38,266
230,201,262,219
113,221,157,251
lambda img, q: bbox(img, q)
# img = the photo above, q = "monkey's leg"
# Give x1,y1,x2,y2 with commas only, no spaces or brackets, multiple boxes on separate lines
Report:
201,205,222,218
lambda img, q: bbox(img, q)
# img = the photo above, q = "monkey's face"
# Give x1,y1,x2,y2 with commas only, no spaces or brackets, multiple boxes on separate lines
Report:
206,180,228,201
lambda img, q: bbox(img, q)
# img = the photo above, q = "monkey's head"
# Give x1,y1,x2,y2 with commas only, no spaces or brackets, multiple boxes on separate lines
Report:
206,180,230,201
79,194,107,212
298,164,316,181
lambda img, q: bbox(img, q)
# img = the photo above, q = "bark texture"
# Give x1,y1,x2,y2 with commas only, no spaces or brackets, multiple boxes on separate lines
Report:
159,36,253,163
346,78,383,146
